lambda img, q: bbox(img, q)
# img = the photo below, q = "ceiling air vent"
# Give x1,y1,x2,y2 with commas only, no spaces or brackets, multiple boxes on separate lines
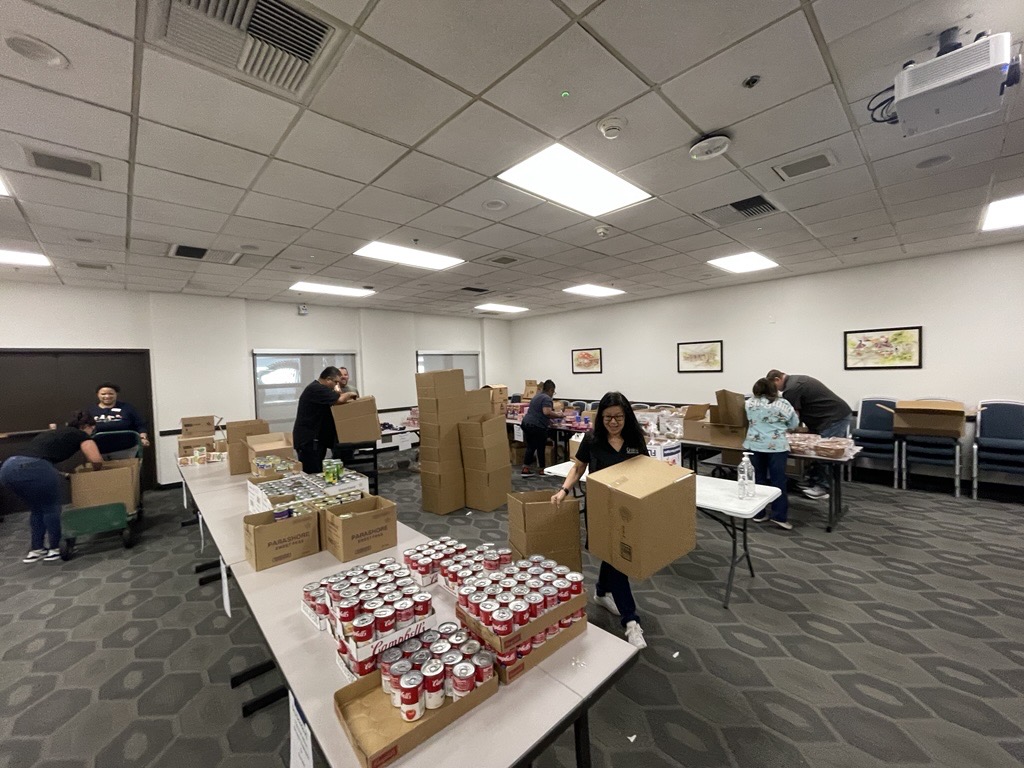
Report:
461,287,490,293
28,151,101,180
489,255,518,265
74,262,112,271
772,151,837,182
697,195,777,228
160,0,337,95
168,244,242,264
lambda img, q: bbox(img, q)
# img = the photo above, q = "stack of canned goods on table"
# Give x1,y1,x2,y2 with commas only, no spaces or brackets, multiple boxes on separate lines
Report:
300,556,435,678
400,535,478,585
271,496,334,521
379,621,495,721
308,468,365,493
251,455,301,476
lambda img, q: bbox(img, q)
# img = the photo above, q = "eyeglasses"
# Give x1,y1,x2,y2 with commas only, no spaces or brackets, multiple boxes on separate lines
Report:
603,414,625,423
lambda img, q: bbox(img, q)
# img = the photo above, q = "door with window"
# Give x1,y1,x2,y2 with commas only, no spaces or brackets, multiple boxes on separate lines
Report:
253,351,357,434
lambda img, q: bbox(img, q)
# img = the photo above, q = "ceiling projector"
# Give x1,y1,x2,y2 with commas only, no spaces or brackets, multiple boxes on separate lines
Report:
894,30,1020,137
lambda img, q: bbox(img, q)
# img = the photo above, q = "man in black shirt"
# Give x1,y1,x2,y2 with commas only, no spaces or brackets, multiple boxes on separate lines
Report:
292,367,358,474
767,369,852,499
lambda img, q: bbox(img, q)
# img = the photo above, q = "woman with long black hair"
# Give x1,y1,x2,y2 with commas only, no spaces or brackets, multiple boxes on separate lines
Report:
551,391,648,649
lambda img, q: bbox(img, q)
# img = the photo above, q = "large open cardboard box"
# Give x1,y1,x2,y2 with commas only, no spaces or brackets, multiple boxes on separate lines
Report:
180,415,216,437
242,511,319,571
245,432,295,464
507,490,581,571
586,455,696,580
226,419,269,475
708,390,748,449
320,493,397,562
332,397,382,443
889,400,967,438
334,671,497,768
71,458,140,513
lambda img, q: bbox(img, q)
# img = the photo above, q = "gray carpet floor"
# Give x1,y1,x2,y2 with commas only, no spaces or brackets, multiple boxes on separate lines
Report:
1,459,1023,768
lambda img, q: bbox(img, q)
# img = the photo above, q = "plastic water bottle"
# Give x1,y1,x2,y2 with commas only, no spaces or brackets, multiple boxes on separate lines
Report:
738,452,756,499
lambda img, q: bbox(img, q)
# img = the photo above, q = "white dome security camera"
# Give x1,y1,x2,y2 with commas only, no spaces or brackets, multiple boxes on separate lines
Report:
598,117,627,140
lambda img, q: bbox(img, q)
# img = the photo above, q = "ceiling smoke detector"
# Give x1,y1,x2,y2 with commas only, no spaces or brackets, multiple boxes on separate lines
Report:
4,34,70,68
689,134,731,161
598,117,627,140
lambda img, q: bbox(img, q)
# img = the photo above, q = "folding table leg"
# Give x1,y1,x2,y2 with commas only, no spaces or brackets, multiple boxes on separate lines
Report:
574,711,591,768
722,517,739,609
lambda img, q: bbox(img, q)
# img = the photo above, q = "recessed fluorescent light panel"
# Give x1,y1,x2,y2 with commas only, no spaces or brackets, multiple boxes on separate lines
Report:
563,283,625,298
0,176,9,196
354,241,463,271
498,144,651,217
289,281,375,298
0,249,50,267
707,252,779,273
982,194,1024,231
475,303,528,313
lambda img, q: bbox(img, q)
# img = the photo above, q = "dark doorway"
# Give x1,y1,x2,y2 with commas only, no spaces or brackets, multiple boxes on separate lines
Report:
0,349,156,515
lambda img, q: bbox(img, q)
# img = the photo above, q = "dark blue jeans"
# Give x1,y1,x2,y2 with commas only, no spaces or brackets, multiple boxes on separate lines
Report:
0,456,63,550
597,561,639,627
522,424,549,469
751,451,789,522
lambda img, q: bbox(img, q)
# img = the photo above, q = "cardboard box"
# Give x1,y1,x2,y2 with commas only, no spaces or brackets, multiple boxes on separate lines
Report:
420,458,464,476
465,467,512,512
225,419,268,444
568,433,585,461
707,390,748,449
227,442,252,475
181,415,216,437
507,490,581,571
458,415,510,470
242,511,319,571
321,494,398,563
461,446,511,472
418,395,467,423
890,400,967,438
522,379,539,400
682,420,710,442
421,478,465,515
586,455,696,580
71,458,140,514
419,441,462,464
338,612,438,662
250,456,300,476
332,397,382,444
497,616,587,684
456,590,586,653
418,421,460,445
247,473,291,513
245,432,295,464
465,388,492,418
178,435,217,457
488,385,509,401
334,670,498,768
415,369,466,399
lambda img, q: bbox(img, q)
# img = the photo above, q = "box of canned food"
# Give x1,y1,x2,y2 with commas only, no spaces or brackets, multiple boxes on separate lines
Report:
494,614,587,685
455,589,586,654
333,668,498,768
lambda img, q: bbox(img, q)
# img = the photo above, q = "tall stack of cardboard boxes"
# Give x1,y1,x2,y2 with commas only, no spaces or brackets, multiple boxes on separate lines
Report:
459,414,512,512
416,370,467,515
488,385,509,416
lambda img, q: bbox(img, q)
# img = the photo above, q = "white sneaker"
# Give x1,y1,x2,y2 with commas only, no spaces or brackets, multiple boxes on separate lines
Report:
594,594,620,616
23,549,47,563
43,549,61,562
625,621,647,650
802,485,830,500
771,519,794,531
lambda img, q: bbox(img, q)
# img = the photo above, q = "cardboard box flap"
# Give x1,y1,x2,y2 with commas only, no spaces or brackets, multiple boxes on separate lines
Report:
681,403,711,421
245,432,294,452
226,419,269,444
894,400,966,414
332,397,382,443
713,390,748,427
589,455,693,499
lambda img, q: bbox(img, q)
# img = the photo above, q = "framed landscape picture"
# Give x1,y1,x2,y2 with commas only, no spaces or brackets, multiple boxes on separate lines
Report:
571,348,602,374
677,340,723,373
844,326,922,369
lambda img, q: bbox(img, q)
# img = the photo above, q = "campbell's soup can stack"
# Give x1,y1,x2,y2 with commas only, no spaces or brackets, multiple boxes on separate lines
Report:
402,536,500,586
377,622,495,720
451,552,585,667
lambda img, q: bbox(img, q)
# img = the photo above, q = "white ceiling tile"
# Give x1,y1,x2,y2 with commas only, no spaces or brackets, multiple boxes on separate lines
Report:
584,0,799,83
0,0,134,110
129,238,172,257
880,160,995,205
135,120,266,188
418,102,551,176
895,207,983,235
311,37,470,145
549,220,614,247
271,246,344,267
316,210,398,240
463,223,536,249
209,234,285,258
0,266,60,283
744,133,866,191
0,134,130,193
294,230,369,254
789,190,884,224
5,172,126,217
812,0,918,43
586,233,648,256
1003,119,1024,158
125,256,193,274
599,199,682,231
132,198,228,234
378,227,456,252
562,93,698,172
362,0,566,93
804,209,892,237
484,203,584,237
140,50,298,153
276,112,406,184
820,224,896,249
766,165,875,210
340,187,435,224
130,222,214,249
872,127,1006,187
660,231,735,253
252,160,362,209
620,146,734,196
0,79,130,159
761,241,827,260
484,25,647,137
830,235,900,255
720,212,802,239
661,172,764,214
133,166,245,213
887,187,989,221
235,192,330,228
221,216,306,244
737,229,815,250
438,239,498,260
661,14,829,131
446,180,543,221
633,216,710,243
33,0,136,37
725,86,852,166
407,207,492,238
23,202,125,237
41,244,126,264
374,153,485,205
0,220,34,244
505,236,574,258
992,175,1024,200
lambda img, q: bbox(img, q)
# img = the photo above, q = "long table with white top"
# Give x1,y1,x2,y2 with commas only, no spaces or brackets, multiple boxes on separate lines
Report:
543,462,781,608
179,462,638,768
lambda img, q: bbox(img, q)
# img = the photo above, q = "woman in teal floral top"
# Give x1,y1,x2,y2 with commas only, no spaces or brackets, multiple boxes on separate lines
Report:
743,378,799,530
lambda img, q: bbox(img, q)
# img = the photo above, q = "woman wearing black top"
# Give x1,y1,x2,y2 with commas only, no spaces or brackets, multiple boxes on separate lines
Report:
0,412,103,563
551,392,647,649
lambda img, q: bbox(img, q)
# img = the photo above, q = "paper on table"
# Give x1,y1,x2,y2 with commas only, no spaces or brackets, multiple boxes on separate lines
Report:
289,692,314,768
